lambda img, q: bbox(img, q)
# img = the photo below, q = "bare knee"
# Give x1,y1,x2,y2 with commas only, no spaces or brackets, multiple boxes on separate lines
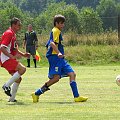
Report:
68,72,76,81
69,72,76,77
16,63,26,75
54,75,60,82
74,72,76,78
15,77,22,83
22,67,26,74
19,66,26,75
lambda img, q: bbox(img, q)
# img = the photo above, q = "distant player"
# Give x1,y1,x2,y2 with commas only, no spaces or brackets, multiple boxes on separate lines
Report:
31,14,88,102
23,24,38,68
0,17,30,102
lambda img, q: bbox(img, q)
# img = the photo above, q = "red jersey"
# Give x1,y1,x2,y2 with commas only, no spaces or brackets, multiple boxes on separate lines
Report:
0,27,17,64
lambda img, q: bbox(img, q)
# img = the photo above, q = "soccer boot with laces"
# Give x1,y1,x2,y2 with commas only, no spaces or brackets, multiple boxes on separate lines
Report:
31,92,39,103
2,84,11,97
74,96,88,102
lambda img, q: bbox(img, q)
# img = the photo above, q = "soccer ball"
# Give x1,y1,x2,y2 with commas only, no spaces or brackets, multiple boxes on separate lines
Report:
116,75,120,86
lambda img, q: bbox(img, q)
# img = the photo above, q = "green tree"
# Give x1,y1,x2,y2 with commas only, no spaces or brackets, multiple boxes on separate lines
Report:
96,0,118,30
0,1,30,34
80,7,103,34
0,10,9,34
35,2,66,33
63,4,80,33
35,2,80,34
20,0,48,15
56,0,100,9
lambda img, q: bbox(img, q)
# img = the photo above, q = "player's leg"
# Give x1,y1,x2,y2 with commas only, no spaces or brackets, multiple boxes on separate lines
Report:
30,45,36,68
8,63,26,102
26,46,31,67
27,58,30,67
2,60,26,97
68,72,88,102
8,77,22,102
31,75,60,103
68,72,79,97
32,54,36,68
35,74,60,95
31,56,61,103
62,59,88,102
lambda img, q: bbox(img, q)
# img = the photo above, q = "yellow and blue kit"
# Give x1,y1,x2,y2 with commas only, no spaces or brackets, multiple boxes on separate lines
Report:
46,27,74,79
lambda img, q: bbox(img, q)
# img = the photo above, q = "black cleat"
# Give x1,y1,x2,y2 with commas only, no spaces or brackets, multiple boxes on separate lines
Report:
2,85,11,97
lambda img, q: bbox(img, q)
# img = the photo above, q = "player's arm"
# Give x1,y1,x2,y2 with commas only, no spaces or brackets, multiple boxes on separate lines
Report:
51,29,64,58
17,49,30,58
23,40,26,49
35,41,38,50
0,33,16,59
0,45,25,59
0,45,14,59
23,33,27,49
50,42,64,58
34,32,38,49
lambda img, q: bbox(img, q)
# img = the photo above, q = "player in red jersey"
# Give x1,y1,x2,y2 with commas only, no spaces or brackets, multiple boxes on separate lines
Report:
0,17,30,102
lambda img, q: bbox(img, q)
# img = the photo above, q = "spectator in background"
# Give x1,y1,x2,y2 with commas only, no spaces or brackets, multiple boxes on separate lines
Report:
23,24,38,68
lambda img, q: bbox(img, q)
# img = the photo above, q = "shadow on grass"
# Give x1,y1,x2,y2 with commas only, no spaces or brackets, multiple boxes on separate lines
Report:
39,101,74,104
6,101,30,106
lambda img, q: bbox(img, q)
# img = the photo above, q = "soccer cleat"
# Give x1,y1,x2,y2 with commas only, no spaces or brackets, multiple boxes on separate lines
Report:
74,96,88,102
2,84,11,97
31,92,39,103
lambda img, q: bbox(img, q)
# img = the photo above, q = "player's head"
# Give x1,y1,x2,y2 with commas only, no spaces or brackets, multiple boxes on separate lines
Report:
54,14,65,30
28,24,33,32
10,17,22,32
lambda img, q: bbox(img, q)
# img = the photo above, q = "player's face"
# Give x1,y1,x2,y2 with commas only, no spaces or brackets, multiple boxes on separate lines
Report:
56,22,65,30
14,21,22,32
28,26,32,32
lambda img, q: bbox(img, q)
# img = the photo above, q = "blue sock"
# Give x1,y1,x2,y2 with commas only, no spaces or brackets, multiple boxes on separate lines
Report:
35,89,43,96
70,81,79,98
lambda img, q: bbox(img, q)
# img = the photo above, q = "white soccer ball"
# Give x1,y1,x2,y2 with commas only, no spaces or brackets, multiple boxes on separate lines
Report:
116,75,120,86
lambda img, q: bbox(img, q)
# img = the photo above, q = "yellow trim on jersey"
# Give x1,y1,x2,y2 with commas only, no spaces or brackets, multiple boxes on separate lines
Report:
52,27,61,54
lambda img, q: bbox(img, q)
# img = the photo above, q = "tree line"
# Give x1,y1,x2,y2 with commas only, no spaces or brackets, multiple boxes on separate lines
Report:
0,0,120,35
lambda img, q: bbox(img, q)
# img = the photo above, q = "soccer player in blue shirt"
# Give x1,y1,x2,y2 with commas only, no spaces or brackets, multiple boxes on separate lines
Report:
31,14,88,102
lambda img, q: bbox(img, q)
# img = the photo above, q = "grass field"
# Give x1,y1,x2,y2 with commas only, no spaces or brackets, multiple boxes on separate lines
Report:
0,65,120,120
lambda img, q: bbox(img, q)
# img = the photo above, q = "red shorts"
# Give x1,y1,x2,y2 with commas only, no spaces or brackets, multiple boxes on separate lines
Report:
2,59,19,74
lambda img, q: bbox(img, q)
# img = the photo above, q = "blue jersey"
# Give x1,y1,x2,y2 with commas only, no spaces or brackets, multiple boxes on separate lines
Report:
46,27,64,58
46,27,74,79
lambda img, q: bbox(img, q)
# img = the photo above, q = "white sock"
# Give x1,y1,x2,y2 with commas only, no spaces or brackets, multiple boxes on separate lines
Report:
9,82,19,101
5,71,21,87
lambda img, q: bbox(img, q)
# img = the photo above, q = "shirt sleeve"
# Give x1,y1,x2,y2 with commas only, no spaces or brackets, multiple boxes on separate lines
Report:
1,32,12,46
25,33,27,41
53,30,60,44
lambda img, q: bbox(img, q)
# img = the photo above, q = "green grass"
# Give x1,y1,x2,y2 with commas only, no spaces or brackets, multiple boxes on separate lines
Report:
0,65,120,120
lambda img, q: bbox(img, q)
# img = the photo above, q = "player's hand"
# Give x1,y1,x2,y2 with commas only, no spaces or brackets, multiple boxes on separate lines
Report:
58,52,64,58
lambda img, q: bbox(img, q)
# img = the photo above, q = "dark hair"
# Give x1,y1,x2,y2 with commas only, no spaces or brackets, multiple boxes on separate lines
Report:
10,17,21,26
54,14,65,26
